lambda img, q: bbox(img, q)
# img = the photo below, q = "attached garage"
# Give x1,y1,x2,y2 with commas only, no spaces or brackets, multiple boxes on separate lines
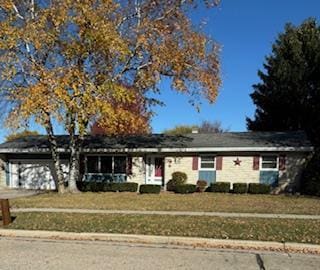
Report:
9,160,68,190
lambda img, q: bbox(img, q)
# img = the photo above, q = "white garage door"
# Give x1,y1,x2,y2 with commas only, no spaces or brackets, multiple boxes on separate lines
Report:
10,160,68,190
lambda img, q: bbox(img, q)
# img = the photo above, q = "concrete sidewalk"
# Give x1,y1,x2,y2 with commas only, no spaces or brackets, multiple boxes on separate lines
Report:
0,229,319,255
11,207,320,220
0,189,44,199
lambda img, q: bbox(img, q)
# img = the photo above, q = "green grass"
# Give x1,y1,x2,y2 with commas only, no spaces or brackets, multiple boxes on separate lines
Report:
7,212,320,244
11,192,320,215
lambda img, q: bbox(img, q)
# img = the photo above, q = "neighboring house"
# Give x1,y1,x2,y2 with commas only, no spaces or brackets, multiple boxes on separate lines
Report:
0,131,313,192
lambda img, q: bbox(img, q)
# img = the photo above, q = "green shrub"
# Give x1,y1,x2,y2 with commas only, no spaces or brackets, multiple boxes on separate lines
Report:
78,182,138,192
102,183,116,192
301,152,320,196
77,181,89,192
167,171,188,191
88,182,98,192
139,184,161,194
248,183,271,194
118,182,138,192
232,183,248,194
210,182,230,193
196,180,208,192
76,181,84,191
175,184,197,194
166,180,175,192
172,171,188,182
102,182,113,192
77,181,107,192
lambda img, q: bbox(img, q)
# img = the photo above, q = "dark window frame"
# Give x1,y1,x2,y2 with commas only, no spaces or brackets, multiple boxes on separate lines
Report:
86,155,127,174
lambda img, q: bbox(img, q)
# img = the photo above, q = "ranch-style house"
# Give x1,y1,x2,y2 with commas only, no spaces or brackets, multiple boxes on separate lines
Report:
0,131,313,193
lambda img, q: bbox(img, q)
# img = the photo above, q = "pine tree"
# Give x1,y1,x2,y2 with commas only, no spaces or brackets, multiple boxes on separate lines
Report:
247,18,320,145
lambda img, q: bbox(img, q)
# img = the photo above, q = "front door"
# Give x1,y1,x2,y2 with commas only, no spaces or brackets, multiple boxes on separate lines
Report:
146,156,164,186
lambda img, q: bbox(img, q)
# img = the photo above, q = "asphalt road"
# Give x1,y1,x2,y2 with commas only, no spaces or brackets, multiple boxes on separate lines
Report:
0,237,319,270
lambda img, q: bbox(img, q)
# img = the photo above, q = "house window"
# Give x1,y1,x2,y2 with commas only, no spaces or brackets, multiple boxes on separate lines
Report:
100,157,112,173
86,156,127,174
87,156,99,173
114,156,127,174
199,156,215,170
261,156,278,170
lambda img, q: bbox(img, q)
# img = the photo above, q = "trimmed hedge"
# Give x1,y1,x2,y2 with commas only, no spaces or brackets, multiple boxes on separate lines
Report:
103,183,120,192
175,184,197,194
172,172,188,182
232,183,248,194
248,183,271,194
166,180,176,192
166,171,188,192
77,182,138,192
77,182,97,192
139,184,161,194
196,180,208,192
210,182,231,193
118,182,138,192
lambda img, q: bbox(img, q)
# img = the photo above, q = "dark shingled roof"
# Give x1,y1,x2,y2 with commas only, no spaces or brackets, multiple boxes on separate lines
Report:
0,131,313,152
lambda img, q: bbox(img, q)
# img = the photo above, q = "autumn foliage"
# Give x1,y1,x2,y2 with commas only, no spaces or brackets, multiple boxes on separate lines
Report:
0,0,221,192
91,86,151,135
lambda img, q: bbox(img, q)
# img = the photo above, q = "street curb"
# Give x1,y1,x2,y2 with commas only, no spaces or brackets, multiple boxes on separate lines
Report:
0,229,319,255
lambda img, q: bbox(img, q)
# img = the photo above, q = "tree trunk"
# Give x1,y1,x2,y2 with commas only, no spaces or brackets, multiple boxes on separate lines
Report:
68,131,80,193
68,146,80,192
51,148,66,193
44,115,66,193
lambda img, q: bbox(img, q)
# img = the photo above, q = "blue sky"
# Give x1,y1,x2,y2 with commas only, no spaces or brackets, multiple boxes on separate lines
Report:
0,0,319,141
151,0,320,132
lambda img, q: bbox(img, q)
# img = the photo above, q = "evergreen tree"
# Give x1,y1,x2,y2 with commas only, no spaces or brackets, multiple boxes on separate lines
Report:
247,18,320,145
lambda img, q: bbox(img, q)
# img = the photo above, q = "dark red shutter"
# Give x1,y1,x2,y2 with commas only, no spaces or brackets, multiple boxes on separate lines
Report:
192,157,198,170
279,155,286,171
216,156,223,170
253,156,260,170
127,156,133,175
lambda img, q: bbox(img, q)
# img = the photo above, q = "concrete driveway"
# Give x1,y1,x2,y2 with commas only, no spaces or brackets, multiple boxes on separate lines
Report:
0,189,44,199
0,237,319,270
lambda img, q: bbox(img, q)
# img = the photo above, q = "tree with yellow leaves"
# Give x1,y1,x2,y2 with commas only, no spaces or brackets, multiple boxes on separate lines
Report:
0,0,221,193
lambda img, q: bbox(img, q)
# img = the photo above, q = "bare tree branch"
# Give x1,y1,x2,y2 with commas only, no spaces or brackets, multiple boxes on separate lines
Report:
12,2,24,20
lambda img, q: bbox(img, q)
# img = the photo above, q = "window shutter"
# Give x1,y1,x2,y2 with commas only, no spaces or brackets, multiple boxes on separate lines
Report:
253,156,260,170
192,157,198,170
126,156,133,175
279,155,286,171
216,156,223,170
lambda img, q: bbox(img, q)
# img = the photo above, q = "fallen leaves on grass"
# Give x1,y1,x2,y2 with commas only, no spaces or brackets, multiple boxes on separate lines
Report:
7,213,320,244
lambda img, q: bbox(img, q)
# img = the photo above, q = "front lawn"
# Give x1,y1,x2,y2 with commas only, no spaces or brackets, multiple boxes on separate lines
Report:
11,192,320,215
7,212,320,244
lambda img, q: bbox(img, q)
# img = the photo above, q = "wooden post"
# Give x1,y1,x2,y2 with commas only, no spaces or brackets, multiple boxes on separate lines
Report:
0,199,12,226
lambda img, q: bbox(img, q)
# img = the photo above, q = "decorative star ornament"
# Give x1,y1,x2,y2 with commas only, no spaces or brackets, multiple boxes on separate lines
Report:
233,158,242,166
